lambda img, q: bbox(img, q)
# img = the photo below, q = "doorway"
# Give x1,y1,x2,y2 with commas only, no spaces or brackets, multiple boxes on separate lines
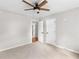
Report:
32,22,38,43
38,19,56,44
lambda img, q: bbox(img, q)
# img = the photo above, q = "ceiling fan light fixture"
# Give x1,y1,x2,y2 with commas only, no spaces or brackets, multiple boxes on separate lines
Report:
34,9,40,14
37,11,40,14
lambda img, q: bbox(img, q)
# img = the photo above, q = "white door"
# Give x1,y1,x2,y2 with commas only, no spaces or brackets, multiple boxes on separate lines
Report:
46,19,56,44
38,21,43,43
38,19,56,44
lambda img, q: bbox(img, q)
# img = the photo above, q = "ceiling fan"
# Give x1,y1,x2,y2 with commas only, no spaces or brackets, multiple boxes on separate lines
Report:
22,0,50,14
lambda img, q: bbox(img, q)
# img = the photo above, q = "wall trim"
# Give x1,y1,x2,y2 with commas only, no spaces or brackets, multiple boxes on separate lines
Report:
55,45,79,54
47,43,79,54
0,42,32,52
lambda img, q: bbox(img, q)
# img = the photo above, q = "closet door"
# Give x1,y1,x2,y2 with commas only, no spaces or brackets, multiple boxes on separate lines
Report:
46,19,56,44
38,21,43,43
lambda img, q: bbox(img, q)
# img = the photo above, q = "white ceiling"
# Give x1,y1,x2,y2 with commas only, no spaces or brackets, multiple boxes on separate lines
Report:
0,0,79,18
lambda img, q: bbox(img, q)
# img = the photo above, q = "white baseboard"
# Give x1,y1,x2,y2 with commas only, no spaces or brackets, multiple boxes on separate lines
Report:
55,45,79,54
0,42,32,52
47,43,79,54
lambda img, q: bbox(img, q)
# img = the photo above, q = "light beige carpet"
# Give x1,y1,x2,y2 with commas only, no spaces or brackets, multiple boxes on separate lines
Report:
0,42,78,59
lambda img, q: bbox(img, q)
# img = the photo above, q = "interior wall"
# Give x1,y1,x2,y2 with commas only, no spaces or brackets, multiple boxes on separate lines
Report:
0,10,32,51
58,8,79,53
49,8,79,53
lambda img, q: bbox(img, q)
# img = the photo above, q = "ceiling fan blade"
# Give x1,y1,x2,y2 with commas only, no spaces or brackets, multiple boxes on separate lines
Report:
38,0,47,7
24,8,34,11
40,8,50,11
22,0,34,7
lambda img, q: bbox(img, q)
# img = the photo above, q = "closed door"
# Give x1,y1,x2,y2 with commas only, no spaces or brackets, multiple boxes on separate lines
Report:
46,19,56,44
38,18,56,44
